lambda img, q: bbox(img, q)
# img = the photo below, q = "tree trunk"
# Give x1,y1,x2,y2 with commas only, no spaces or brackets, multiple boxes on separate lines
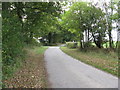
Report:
88,29,90,41
85,30,88,42
92,32,102,48
109,0,113,49
118,1,120,60
29,31,33,44
79,33,83,49
48,32,52,45
108,25,113,48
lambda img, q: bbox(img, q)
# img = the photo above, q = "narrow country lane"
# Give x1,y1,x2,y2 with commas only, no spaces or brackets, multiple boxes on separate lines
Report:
44,47,118,88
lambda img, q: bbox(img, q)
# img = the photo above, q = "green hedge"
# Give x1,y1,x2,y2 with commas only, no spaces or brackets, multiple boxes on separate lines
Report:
2,7,25,81
66,42,78,48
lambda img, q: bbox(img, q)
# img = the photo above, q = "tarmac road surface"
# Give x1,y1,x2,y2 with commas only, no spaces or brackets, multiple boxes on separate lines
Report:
44,47,118,88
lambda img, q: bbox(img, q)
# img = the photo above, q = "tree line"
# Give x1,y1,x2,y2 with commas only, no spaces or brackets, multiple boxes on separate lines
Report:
61,1,119,49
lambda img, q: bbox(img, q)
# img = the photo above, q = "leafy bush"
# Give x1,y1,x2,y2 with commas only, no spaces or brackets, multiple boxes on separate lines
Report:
84,42,91,48
2,7,25,80
66,42,78,48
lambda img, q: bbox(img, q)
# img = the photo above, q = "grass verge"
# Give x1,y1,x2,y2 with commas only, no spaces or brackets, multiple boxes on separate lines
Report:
60,47,118,77
3,46,48,88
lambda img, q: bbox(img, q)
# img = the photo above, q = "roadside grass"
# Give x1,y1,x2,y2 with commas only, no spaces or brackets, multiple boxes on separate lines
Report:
32,46,48,54
60,47,118,77
3,46,48,88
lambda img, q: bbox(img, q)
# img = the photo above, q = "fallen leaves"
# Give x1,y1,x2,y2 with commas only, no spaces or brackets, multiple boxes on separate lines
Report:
3,49,48,88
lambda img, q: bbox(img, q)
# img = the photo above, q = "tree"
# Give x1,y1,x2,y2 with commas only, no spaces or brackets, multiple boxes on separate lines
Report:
2,2,62,80
62,2,106,49
103,0,119,48
118,1,120,60
62,2,89,49
2,3,25,80
21,2,62,44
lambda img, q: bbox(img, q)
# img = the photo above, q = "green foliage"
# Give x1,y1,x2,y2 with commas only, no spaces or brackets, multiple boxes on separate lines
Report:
112,13,118,20
2,2,62,82
61,2,106,48
23,2,62,45
66,42,78,48
84,42,92,48
2,3,25,81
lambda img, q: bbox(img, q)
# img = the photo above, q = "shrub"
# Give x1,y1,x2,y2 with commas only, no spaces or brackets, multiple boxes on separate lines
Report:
2,8,25,81
66,42,78,48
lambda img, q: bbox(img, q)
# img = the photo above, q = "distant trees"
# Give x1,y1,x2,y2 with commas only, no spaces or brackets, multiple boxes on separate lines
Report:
61,1,120,50
61,2,106,49
102,0,118,48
